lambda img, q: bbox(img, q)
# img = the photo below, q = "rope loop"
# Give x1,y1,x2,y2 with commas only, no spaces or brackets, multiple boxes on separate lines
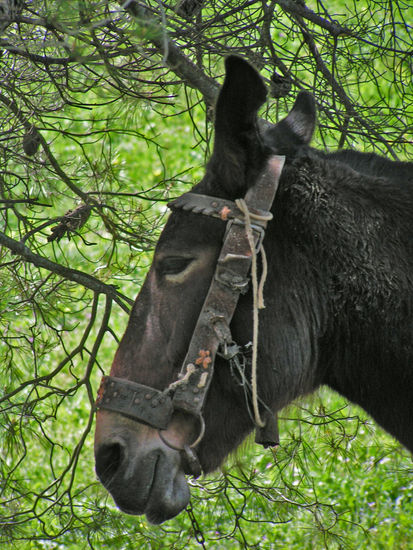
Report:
234,198,270,428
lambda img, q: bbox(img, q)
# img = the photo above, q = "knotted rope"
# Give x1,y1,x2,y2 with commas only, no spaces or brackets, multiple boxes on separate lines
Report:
235,198,273,428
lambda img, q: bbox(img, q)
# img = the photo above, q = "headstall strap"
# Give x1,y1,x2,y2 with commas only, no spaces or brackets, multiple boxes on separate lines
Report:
170,155,285,441
95,155,285,467
168,193,271,224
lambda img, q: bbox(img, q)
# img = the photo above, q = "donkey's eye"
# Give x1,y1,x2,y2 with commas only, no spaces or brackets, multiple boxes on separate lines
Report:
159,257,193,276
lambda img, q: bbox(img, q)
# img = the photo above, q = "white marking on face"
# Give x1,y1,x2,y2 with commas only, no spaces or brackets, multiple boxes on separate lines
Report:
164,256,205,284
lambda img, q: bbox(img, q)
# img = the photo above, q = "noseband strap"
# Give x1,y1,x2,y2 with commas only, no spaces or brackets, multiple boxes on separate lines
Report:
95,376,173,429
96,155,285,475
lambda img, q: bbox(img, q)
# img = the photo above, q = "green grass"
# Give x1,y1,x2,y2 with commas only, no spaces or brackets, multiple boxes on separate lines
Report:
2,97,412,549
1,4,412,545
3,385,412,549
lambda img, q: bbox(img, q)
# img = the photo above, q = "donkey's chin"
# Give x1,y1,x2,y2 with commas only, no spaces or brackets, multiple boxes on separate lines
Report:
111,454,190,524
144,465,190,524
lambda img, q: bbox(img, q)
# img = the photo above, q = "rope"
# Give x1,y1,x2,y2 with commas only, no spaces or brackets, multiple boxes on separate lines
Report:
166,363,196,393
258,245,268,310
235,199,272,428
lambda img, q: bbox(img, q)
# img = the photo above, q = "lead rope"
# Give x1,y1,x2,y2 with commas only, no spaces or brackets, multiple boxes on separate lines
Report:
235,199,273,428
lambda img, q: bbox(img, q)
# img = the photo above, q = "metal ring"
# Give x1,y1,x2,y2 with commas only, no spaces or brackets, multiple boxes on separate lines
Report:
158,414,205,451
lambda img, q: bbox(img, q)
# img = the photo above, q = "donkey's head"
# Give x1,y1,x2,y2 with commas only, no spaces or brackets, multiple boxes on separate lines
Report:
94,56,317,524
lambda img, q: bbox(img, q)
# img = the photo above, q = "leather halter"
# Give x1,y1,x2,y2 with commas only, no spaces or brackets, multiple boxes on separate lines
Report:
95,155,285,477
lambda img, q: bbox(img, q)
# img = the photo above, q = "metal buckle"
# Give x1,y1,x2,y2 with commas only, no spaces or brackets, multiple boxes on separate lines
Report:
214,254,250,293
224,218,266,253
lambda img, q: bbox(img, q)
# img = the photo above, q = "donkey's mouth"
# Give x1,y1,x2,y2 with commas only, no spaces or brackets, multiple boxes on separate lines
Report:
143,451,190,524
95,411,192,523
106,448,190,523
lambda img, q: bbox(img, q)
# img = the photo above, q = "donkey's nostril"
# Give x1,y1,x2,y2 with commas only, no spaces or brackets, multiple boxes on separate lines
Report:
95,442,125,485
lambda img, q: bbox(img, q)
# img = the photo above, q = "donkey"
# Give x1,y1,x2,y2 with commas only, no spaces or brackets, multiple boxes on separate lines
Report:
94,56,413,524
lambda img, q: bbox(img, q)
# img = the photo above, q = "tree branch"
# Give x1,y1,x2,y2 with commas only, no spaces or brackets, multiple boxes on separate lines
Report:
296,16,398,159
0,92,100,203
0,231,133,312
275,0,353,37
121,0,220,106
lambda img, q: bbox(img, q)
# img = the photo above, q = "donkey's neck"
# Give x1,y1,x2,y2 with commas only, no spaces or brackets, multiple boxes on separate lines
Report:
272,154,413,452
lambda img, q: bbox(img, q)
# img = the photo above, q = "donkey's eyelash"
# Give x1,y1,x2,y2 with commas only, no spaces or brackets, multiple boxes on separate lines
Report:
158,257,194,276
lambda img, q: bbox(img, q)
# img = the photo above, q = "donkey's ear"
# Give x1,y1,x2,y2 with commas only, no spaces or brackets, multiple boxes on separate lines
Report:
283,91,317,144
214,56,267,143
263,91,317,155
207,56,267,197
